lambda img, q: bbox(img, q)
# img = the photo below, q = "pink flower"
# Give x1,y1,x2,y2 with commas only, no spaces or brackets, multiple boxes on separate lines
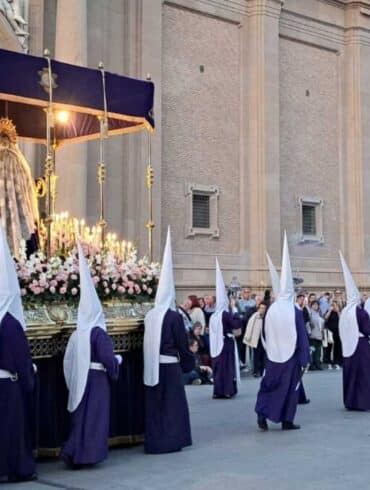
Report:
142,284,147,291
147,288,153,295
111,283,117,291
60,287,67,295
104,288,110,295
93,276,100,284
118,286,126,294
71,288,78,296
20,288,27,296
71,274,78,281
50,279,57,287
49,286,56,294
103,281,108,288
128,288,134,295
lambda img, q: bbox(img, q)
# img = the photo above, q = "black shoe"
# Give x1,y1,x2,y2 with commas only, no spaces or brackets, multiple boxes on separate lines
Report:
298,398,310,405
257,417,268,431
282,421,301,430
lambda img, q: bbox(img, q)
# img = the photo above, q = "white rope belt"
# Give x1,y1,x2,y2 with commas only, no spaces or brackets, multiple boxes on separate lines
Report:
159,355,179,364
225,333,235,339
90,362,106,372
0,368,17,381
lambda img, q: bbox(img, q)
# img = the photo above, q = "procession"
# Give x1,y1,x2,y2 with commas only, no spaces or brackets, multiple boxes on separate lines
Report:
2,0,370,489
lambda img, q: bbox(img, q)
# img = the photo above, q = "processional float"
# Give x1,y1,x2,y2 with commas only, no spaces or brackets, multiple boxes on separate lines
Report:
0,47,156,455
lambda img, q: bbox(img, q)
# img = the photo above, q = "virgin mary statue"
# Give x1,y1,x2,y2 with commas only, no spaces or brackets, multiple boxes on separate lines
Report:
0,118,39,257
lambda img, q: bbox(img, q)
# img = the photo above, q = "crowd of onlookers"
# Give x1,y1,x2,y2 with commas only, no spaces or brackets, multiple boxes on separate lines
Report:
178,288,353,385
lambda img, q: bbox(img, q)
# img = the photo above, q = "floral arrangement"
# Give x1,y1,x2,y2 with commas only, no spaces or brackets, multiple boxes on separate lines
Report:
15,240,160,307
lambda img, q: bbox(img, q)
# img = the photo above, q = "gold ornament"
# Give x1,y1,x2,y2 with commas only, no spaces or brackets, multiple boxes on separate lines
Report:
0,118,17,144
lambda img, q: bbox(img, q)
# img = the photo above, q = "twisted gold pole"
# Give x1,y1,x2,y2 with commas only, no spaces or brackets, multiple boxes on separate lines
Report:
146,133,154,262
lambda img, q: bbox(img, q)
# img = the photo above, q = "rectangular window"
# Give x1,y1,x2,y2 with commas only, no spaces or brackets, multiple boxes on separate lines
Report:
192,194,210,229
298,197,324,244
302,204,316,235
185,183,220,238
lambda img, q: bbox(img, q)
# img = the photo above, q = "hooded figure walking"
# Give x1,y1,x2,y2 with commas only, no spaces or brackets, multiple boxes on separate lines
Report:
144,228,194,454
61,242,122,468
0,223,36,482
255,233,310,430
210,259,242,399
340,253,370,411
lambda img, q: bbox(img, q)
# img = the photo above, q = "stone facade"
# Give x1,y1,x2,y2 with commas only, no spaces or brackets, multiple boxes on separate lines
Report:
2,0,370,295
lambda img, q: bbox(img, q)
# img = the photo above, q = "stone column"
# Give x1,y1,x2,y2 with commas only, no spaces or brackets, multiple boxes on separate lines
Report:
55,0,87,218
244,0,283,284
341,3,367,272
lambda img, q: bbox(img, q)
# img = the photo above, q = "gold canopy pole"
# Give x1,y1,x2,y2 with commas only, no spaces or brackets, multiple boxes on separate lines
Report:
97,62,108,248
145,75,154,262
43,49,55,258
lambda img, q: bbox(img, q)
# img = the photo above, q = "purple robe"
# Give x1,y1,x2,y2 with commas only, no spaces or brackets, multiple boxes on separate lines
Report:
255,307,310,423
342,306,370,411
61,327,119,466
212,311,242,398
0,313,36,482
145,309,194,454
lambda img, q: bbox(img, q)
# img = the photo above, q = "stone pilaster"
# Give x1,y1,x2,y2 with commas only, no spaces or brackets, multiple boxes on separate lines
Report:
55,0,87,218
244,0,283,284
341,2,368,272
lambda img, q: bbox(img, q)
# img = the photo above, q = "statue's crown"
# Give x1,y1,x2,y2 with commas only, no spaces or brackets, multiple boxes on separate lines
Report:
0,118,17,144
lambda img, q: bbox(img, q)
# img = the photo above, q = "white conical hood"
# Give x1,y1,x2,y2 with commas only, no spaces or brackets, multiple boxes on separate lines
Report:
264,233,297,363
144,227,176,386
0,221,25,329
266,252,280,298
64,241,106,412
209,259,229,358
339,252,360,358
279,232,295,301
339,252,361,306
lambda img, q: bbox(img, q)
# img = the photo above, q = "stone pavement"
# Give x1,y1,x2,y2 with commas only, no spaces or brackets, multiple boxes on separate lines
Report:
6,370,370,490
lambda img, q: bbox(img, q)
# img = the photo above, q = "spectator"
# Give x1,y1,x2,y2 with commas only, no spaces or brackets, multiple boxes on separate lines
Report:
198,297,205,309
243,302,267,377
319,292,331,317
334,289,345,311
324,301,342,369
190,321,210,366
237,288,257,318
263,289,272,308
203,295,216,326
308,300,324,370
183,339,213,385
188,295,206,333
177,299,193,332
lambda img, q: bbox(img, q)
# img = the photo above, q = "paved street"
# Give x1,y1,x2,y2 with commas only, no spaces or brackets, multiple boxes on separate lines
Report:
7,370,370,490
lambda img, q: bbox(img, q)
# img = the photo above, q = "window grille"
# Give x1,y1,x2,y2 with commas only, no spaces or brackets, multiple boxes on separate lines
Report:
192,194,210,229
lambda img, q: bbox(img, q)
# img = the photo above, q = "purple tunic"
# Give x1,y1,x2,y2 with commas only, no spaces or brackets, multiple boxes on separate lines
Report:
61,327,119,465
342,306,370,411
255,307,310,423
0,313,36,481
212,311,242,398
145,309,194,454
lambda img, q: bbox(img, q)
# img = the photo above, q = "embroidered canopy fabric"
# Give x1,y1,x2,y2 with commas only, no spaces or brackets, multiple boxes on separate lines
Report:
0,48,154,144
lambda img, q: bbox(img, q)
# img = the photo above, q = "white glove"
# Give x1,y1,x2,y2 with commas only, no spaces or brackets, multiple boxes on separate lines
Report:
115,354,123,365
33,363,38,374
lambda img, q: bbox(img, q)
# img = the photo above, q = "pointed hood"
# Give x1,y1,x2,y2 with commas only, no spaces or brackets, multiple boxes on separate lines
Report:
144,227,176,386
209,258,229,358
266,252,280,298
339,252,361,358
264,232,297,363
64,241,106,412
339,252,361,306
279,232,295,301
0,221,25,329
